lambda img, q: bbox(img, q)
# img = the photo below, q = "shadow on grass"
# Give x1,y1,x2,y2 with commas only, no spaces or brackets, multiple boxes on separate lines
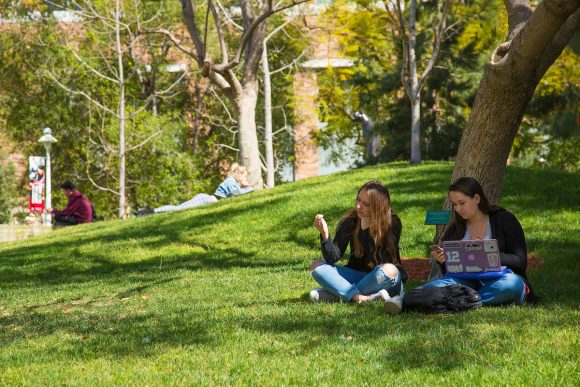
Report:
235,300,573,373
0,304,213,360
0,195,295,289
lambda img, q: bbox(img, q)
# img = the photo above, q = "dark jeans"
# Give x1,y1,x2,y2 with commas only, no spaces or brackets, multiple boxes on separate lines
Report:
54,215,80,226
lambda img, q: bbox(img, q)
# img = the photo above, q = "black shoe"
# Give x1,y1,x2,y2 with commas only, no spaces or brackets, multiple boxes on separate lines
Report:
134,208,155,217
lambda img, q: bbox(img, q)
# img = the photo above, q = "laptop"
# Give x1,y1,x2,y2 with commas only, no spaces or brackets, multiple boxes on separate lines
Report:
442,239,502,274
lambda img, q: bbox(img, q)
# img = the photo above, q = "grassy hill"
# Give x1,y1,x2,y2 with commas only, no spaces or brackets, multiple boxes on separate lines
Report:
1,162,579,385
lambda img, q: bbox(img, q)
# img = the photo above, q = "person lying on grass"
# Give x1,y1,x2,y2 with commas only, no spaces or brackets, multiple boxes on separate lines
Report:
309,181,407,314
423,176,538,305
135,163,254,216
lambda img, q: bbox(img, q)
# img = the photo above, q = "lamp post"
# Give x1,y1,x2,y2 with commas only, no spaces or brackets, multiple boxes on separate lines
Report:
38,127,57,225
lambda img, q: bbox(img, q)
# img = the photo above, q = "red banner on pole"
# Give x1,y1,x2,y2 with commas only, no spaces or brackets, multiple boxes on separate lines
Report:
28,156,46,213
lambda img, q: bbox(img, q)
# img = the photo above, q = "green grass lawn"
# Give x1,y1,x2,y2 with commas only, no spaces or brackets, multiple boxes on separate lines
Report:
1,162,578,385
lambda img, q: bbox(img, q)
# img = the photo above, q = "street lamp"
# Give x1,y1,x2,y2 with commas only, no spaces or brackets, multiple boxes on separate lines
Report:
38,127,57,225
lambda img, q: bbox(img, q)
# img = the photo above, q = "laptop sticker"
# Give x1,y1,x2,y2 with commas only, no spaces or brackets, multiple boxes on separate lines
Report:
487,253,499,267
484,240,498,252
465,242,483,251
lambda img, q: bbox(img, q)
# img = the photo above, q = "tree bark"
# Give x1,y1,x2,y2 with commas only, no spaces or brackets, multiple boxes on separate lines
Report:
180,0,277,189
451,0,580,204
408,0,421,164
262,43,275,188
237,79,264,188
116,0,126,219
410,97,421,164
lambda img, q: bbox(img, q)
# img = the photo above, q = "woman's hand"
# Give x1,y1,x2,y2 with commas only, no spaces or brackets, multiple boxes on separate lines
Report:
431,245,445,264
309,259,325,271
313,214,329,241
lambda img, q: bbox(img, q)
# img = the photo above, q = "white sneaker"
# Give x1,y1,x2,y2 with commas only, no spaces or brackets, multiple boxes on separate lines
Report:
367,289,390,301
383,295,403,315
309,288,340,303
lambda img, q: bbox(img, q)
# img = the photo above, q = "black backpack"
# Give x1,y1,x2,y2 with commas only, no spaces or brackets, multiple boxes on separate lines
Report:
91,204,97,222
403,284,482,314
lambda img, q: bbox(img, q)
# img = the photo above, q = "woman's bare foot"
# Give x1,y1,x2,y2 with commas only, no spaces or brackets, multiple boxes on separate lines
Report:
352,293,370,303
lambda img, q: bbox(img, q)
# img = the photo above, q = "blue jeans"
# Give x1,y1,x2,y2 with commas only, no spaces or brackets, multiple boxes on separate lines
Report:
420,272,526,305
311,263,402,302
154,193,218,213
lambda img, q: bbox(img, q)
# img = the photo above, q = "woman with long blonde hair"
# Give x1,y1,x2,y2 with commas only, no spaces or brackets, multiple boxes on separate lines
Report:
309,181,406,313
136,163,254,216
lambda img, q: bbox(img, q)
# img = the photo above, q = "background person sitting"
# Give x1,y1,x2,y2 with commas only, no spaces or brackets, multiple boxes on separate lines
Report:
47,181,93,226
136,163,254,216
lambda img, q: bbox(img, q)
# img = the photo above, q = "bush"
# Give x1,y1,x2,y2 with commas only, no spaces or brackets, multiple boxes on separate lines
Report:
0,161,17,223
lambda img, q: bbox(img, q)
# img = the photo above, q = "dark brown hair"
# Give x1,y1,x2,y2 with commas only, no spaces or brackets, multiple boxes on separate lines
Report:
448,177,501,227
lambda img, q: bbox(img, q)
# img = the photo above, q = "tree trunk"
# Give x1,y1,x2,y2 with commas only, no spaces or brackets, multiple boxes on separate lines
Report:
408,0,421,164
450,74,533,204
262,43,275,188
410,96,421,164
450,0,580,205
116,0,126,219
237,79,264,189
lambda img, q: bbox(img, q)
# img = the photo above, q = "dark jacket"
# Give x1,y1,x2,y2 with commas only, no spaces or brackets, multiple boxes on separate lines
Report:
432,208,538,302
53,190,93,223
320,213,407,282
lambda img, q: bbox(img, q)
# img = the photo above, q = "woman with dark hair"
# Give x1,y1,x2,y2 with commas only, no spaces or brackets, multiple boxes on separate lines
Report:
425,176,537,305
309,181,407,314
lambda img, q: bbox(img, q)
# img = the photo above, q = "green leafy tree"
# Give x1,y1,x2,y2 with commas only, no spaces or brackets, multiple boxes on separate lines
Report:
0,1,226,218
317,0,502,164
450,0,580,203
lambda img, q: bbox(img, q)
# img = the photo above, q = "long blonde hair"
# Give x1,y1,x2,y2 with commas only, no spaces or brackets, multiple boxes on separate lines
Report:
227,163,248,186
340,181,398,266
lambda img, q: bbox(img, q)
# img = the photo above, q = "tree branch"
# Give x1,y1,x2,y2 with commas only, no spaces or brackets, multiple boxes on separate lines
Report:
418,0,451,91
385,0,411,97
268,48,308,75
46,71,117,117
497,0,580,78
86,170,120,196
215,0,244,30
210,87,237,123
216,143,240,152
141,28,199,61
209,0,231,64
126,130,163,152
536,6,580,81
181,0,207,63
211,0,309,74
69,48,120,84
503,0,533,41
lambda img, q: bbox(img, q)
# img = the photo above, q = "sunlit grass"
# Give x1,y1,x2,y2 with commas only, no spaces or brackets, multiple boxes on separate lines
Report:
1,162,578,384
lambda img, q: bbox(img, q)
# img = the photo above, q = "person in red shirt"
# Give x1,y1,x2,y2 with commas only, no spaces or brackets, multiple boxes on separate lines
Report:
47,181,93,226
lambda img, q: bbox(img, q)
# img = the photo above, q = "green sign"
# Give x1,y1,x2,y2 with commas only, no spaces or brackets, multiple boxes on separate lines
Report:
424,210,452,225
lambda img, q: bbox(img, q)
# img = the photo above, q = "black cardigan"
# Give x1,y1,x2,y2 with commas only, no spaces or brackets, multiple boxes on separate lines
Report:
320,213,408,282
434,208,538,302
